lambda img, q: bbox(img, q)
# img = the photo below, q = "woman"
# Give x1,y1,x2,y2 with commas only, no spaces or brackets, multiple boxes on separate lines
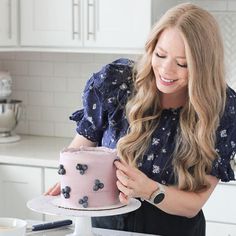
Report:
46,3,236,235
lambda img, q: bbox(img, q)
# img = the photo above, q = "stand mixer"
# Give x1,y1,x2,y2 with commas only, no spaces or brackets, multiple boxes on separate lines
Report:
0,71,22,143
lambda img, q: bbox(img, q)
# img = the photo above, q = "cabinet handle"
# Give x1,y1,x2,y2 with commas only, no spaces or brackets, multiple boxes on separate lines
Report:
87,0,96,40
77,0,81,40
72,0,81,40
96,0,99,31
8,0,12,39
93,0,96,40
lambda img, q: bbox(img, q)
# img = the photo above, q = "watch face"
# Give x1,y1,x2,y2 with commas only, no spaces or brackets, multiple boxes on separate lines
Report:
154,193,165,204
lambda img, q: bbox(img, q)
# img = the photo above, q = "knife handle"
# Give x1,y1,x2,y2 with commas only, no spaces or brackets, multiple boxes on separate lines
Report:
32,219,73,231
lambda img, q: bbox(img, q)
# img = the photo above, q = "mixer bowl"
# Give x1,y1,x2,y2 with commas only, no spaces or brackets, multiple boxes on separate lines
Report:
0,100,22,137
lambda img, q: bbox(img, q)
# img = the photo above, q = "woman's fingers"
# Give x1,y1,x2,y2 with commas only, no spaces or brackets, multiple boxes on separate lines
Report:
116,178,135,198
44,182,61,196
116,169,135,187
114,160,129,173
50,184,61,195
119,192,130,205
114,160,138,180
115,160,152,200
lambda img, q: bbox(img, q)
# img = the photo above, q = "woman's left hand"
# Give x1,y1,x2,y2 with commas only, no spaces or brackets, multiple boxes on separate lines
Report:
114,160,156,204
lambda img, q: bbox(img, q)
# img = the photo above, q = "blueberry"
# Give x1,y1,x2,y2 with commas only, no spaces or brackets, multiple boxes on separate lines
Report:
76,164,83,170
83,196,88,201
93,185,99,191
62,188,66,194
58,168,66,175
58,165,66,175
64,192,70,199
64,186,71,193
76,163,88,174
82,165,88,171
99,183,104,189
83,202,88,208
79,199,84,204
94,179,100,185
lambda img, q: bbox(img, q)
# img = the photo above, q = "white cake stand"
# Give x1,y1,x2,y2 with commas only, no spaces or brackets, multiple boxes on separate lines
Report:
27,196,141,236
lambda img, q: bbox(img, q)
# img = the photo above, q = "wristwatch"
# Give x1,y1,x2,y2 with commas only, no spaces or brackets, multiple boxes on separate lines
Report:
147,182,165,204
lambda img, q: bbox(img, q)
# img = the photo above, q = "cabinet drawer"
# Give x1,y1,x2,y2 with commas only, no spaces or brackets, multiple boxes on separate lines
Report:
0,164,43,220
203,183,236,224
206,222,236,236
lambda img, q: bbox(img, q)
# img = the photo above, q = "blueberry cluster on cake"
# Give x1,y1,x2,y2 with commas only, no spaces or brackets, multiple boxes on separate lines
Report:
58,146,119,209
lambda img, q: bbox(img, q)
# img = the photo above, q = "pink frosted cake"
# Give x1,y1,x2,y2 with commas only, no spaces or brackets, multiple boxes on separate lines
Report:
58,146,120,209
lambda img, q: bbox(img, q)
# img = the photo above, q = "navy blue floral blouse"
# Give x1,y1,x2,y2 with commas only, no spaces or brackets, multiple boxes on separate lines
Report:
70,58,236,185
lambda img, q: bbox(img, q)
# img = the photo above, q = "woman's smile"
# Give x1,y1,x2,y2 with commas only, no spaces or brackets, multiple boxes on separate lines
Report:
159,75,178,85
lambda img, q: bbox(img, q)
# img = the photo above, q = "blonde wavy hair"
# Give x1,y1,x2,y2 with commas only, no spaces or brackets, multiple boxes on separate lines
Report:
117,3,227,192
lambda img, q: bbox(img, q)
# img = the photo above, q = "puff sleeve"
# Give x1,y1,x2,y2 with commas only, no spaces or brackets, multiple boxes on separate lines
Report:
211,87,236,182
69,58,134,144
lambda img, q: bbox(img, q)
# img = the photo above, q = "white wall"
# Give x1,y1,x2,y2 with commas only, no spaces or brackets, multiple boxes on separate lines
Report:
0,0,235,138
154,0,236,86
0,52,138,137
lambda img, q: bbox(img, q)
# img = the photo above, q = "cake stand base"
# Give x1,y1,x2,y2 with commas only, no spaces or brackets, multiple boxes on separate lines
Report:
67,217,97,236
27,196,141,236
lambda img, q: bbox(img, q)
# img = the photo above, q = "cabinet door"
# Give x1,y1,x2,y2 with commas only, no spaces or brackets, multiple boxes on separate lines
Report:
44,167,59,222
0,165,43,220
203,183,236,224
44,168,60,193
206,222,236,236
0,0,17,46
44,168,73,221
20,0,83,46
84,0,151,49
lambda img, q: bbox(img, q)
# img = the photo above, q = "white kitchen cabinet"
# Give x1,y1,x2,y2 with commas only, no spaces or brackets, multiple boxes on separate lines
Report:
20,0,151,50
0,164,43,220
206,222,236,236
203,182,236,236
0,0,18,46
44,167,61,221
44,167,74,222
83,0,151,49
0,165,67,221
44,168,60,193
20,0,83,47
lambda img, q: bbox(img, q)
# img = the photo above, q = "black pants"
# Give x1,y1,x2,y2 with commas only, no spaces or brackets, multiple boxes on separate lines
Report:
92,200,205,236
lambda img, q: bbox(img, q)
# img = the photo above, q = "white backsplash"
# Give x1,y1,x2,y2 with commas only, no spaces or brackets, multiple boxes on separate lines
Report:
0,52,138,137
0,0,236,138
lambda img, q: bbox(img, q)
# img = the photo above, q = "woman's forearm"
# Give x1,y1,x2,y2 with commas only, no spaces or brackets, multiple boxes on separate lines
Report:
150,175,219,218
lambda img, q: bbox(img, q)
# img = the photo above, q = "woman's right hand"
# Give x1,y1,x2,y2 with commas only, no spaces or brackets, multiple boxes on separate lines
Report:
44,182,61,196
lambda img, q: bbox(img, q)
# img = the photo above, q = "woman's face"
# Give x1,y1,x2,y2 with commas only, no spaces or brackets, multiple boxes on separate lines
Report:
152,27,188,97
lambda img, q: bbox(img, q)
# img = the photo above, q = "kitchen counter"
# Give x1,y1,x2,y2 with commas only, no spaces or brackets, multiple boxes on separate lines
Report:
0,134,235,183
26,220,157,236
27,227,157,236
0,134,71,168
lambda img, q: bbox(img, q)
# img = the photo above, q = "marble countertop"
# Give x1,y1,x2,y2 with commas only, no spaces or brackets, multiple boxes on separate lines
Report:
0,134,71,168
